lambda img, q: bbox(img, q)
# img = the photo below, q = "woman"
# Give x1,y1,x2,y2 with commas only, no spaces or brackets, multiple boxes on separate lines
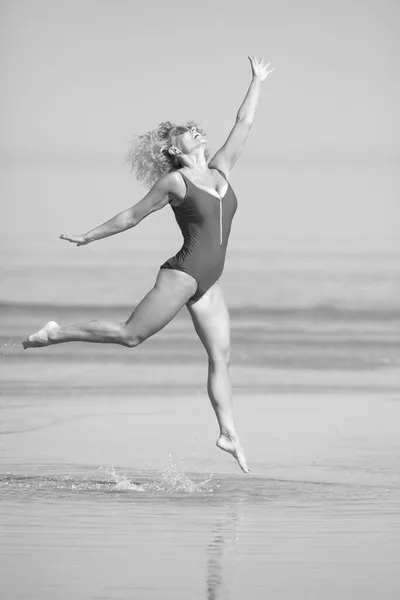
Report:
23,56,274,473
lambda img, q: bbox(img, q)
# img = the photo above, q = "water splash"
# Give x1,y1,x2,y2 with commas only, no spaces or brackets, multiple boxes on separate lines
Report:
0,339,20,358
101,457,213,495
101,466,146,492
156,455,213,493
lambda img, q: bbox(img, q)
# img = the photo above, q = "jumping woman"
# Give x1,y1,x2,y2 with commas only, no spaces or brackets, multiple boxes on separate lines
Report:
23,56,274,473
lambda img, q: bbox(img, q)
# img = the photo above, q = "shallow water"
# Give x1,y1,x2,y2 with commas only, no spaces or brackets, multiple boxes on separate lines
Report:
2,239,400,598
2,461,400,600
2,379,400,599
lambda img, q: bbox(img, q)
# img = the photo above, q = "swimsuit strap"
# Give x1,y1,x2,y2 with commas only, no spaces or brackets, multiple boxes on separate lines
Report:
176,170,189,195
177,170,188,184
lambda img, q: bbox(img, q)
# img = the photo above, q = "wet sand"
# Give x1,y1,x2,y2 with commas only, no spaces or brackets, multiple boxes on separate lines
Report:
1,356,400,600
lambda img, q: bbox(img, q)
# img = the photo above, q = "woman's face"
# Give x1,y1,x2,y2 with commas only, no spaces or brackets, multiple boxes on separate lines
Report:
171,126,206,155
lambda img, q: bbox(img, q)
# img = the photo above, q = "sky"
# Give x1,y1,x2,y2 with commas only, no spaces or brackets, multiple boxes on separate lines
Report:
1,0,399,248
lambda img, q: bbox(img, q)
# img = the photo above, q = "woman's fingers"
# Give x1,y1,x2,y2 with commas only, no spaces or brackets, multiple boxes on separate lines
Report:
60,234,74,242
249,56,272,67
59,234,84,245
248,55,275,79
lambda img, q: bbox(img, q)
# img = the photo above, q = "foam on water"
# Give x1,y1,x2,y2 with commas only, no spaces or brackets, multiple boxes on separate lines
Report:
101,459,213,494
1,461,399,514
157,456,213,493
0,457,216,501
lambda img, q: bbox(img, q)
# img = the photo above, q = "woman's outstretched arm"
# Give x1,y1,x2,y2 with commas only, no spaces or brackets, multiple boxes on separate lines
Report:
210,56,274,175
60,172,180,246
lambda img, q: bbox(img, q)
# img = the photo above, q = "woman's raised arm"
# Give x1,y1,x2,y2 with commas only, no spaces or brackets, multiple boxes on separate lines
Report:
60,173,180,246
210,56,274,176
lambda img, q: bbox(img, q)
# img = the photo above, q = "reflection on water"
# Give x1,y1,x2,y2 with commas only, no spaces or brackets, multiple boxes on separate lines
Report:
1,462,400,599
207,508,242,600
1,237,400,599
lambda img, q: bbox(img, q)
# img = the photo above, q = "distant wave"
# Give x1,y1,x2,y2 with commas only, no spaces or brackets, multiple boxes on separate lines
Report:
2,301,400,321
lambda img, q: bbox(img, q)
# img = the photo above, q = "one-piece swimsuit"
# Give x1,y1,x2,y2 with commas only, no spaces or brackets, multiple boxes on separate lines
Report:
160,166,238,302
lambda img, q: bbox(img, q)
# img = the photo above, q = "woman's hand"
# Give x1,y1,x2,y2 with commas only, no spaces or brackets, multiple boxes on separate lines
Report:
59,233,90,246
248,56,274,82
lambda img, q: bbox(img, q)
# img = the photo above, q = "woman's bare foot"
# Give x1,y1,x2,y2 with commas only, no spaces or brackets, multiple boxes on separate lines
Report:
216,433,250,473
22,321,60,349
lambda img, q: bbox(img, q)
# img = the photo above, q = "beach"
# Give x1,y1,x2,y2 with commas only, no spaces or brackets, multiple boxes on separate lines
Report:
2,0,400,594
1,296,400,599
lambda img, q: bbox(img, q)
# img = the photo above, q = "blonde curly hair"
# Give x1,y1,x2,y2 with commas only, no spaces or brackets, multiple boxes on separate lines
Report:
126,120,211,189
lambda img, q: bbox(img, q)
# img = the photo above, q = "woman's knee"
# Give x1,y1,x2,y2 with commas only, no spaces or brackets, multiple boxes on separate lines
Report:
120,330,145,348
209,346,231,368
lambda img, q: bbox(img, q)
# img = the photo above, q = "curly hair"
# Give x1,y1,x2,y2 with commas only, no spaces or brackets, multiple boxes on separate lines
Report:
126,120,211,189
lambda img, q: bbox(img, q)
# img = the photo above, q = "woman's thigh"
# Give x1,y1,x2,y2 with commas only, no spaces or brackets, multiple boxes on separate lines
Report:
186,282,230,361
123,268,197,344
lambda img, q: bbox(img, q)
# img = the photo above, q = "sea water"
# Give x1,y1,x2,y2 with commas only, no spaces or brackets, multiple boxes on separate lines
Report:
1,217,400,598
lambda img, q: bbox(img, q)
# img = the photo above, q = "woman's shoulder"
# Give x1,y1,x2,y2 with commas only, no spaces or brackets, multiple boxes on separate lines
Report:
162,170,187,207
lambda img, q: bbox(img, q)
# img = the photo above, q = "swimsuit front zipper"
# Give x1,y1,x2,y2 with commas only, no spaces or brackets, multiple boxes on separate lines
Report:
219,198,223,245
